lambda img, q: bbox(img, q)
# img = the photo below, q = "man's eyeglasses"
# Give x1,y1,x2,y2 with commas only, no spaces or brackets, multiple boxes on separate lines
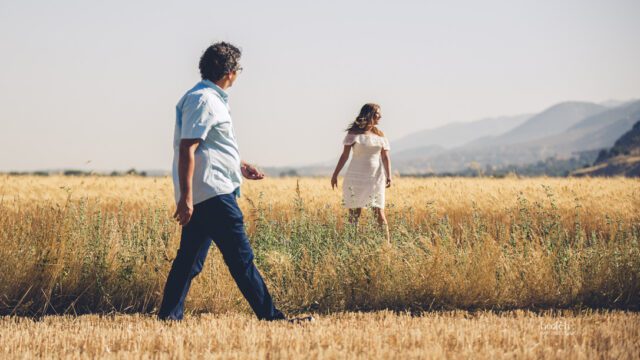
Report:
234,66,243,74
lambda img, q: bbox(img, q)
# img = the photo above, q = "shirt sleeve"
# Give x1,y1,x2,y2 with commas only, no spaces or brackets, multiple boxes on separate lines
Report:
180,95,218,140
382,137,390,150
343,133,357,146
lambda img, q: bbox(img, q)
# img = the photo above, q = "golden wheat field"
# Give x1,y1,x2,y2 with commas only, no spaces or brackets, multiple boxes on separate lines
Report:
0,175,639,359
1,311,638,359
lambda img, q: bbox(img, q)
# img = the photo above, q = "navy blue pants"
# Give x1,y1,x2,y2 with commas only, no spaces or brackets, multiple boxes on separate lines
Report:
158,192,285,321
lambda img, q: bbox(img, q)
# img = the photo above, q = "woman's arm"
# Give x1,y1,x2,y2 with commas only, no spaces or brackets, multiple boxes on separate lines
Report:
381,149,392,188
331,145,352,189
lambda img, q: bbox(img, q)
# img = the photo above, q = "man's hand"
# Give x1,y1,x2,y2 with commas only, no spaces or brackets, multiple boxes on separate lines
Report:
173,196,194,226
241,163,265,180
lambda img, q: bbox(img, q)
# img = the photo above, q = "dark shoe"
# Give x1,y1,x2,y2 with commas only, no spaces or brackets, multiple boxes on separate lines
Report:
157,313,182,321
287,315,315,324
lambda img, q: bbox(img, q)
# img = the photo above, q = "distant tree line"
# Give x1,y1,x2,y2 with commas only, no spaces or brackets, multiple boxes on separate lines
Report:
404,150,599,178
3,169,148,177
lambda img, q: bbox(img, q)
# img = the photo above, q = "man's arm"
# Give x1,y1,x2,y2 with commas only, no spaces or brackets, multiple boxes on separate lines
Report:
174,139,201,226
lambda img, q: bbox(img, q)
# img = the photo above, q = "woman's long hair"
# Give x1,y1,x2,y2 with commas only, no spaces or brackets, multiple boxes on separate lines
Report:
346,103,384,136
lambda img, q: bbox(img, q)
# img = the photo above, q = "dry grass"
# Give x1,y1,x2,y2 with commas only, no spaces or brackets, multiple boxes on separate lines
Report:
2,175,638,219
1,175,638,359
0,311,637,359
0,175,638,316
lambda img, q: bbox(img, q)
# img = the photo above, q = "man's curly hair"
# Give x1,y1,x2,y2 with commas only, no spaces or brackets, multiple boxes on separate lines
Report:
199,42,242,82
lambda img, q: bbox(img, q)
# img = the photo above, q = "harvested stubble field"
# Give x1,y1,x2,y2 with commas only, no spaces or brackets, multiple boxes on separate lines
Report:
1,311,638,359
0,175,638,359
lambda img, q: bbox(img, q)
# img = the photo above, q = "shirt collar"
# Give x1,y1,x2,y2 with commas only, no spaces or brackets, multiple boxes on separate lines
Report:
201,79,229,103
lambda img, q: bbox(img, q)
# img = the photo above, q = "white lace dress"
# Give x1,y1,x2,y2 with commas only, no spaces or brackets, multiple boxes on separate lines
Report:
342,133,391,209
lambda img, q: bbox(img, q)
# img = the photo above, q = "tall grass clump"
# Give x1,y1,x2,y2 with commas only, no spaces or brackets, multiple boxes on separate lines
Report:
0,175,638,316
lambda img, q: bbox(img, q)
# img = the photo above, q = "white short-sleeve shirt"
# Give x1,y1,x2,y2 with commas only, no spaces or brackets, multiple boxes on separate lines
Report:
172,80,242,205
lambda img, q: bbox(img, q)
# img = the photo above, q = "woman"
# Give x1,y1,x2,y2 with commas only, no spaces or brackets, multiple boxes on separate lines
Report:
331,103,392,241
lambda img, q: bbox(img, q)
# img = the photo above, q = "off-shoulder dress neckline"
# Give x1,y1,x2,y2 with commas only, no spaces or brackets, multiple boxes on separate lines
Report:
348,132,381,137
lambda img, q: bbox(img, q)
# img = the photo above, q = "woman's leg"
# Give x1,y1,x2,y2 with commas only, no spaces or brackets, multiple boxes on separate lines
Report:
348,208,362,225
373,207,390,243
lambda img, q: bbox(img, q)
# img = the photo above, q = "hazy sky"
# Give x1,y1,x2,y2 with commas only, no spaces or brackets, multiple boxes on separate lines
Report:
1,0,639,171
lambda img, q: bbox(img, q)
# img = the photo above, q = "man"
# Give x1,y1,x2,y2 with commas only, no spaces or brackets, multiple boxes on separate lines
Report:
158,42,306,322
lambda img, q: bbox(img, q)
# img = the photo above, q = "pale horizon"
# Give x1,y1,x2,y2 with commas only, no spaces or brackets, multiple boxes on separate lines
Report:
1,0,639,171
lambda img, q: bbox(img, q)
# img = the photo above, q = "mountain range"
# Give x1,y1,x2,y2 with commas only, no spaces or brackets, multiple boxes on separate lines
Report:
391,99,640,174
573,119,640,177
393,114,532,152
